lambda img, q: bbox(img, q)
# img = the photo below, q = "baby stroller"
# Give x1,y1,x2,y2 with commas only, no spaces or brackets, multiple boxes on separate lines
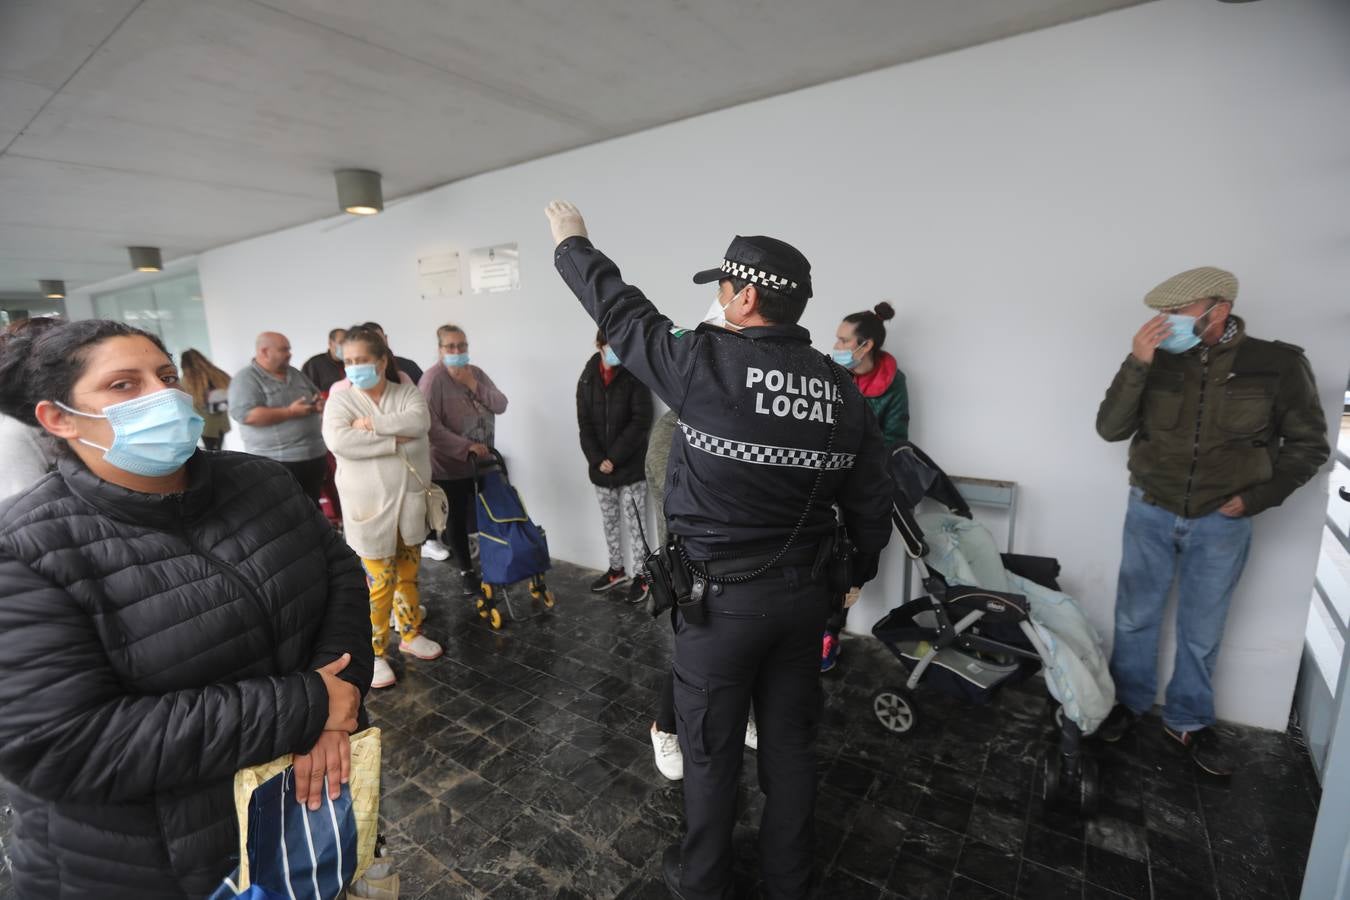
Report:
870,442,1115,815
469,450,555,630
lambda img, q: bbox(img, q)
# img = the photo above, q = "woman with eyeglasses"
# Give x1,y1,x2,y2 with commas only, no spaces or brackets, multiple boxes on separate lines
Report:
418,324,509,594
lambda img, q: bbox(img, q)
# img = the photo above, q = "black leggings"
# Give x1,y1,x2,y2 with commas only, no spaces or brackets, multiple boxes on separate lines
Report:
826,605,849,638
435,477,477,569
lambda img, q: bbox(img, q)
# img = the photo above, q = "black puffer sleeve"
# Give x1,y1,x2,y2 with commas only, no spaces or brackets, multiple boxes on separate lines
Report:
0,553,329,803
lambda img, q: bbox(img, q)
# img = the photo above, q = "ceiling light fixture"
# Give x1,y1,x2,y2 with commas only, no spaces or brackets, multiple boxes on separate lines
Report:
39,279,66,300
128,246,163,272
335,169,383,215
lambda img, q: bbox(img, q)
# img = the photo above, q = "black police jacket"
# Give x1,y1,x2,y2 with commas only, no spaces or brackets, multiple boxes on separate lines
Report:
555,237,893,564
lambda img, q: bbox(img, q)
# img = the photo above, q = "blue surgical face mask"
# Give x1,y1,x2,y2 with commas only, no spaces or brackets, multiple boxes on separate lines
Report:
56,389,204,477
1158,306,1217,355
345,363,380,390
443,353,470,368
831,348,858,369
602,346,620,367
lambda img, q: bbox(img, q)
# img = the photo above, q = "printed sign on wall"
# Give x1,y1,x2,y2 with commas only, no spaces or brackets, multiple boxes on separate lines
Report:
418,250,461,300
469,244,520,295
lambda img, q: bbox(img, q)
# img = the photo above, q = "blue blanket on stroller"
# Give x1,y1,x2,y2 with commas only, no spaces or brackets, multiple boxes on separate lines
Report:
918,512,1116,735
475,469,550,585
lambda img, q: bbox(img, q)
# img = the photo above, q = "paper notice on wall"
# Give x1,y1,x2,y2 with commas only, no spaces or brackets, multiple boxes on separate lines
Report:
469,244,520,295
418,250,461,300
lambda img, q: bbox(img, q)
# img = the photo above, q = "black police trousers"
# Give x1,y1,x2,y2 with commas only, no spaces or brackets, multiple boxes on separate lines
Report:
672,562,829,900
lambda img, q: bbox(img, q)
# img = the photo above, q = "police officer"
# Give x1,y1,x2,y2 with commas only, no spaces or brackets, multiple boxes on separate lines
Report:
546,201,892,900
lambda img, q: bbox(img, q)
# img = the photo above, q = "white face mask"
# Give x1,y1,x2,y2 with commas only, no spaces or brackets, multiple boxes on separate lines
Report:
702,289,745,332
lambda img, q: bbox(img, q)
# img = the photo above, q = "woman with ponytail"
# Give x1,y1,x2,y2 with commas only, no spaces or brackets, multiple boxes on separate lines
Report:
832,301,909,447
823,302,909,671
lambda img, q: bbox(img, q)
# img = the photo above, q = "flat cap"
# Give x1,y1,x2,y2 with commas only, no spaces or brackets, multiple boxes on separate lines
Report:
1144,266,1238,310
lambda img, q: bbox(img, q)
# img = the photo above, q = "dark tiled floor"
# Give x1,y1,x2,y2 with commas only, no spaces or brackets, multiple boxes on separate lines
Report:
0,559,1323,899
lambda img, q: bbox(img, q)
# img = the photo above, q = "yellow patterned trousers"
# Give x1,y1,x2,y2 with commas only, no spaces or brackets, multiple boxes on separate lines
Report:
360,535,425,657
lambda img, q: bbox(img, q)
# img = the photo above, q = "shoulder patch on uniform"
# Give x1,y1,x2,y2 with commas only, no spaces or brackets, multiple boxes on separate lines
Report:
668,326,689,338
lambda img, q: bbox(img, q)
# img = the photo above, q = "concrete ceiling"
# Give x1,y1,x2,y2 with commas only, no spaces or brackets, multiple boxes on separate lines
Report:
0,0,1144,296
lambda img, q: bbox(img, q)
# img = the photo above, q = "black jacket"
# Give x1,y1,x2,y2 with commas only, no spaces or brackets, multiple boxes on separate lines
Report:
576,354,654,488
554,237,893,565
0,451,372,899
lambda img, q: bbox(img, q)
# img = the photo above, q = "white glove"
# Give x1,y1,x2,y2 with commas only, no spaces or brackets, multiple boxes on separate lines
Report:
545,200,588,246
843,587,862,609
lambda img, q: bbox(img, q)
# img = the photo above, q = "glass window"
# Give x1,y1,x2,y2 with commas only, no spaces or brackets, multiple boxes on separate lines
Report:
93,271,211,362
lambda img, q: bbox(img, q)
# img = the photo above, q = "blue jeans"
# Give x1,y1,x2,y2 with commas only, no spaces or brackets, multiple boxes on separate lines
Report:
1110,487,1252,731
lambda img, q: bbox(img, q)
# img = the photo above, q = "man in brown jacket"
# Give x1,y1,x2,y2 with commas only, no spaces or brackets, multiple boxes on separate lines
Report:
1095,267,1329,774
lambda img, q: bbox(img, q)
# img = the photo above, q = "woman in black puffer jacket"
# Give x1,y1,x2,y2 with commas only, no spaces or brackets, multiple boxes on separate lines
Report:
0,320,373,899
576,329,653,602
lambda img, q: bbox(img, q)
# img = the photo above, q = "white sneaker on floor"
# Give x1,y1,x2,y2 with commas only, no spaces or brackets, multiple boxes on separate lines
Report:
421,539,451,561
744,716,758,751
399,634,443,661
651,724,684,781
371,657,397,689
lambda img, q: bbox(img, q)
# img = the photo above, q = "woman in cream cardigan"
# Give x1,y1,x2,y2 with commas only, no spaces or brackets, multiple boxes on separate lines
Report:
322,326,443,690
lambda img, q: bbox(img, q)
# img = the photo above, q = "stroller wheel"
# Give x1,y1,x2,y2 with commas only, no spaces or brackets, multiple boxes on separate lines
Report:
475,595,487,618
541,589,556,609
482,583,494,600
872,689,918,735
488,607,504,630
1079,755,1100,817
1041,753,1063,808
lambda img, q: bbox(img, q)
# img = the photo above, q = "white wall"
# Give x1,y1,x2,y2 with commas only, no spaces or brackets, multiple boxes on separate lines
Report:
94,0,1349,729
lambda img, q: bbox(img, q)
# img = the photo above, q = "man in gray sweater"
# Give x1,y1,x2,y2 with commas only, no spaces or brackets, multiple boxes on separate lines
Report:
228,331,327,503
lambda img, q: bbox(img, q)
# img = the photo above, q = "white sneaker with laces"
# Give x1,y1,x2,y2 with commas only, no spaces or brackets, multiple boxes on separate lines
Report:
371,657,397,689
421,539,451,561
744,716,758,751
651,724,684,781
399,634,443,661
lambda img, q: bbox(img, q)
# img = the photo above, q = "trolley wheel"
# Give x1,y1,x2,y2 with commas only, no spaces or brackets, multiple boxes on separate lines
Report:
1042,753,1063,808
1079,755,1100,817
475,594,489,619
872,688,918,735
542,590,556,609
482,583,494,600
488,607,504,630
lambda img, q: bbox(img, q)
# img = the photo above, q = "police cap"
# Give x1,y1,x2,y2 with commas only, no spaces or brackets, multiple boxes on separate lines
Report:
692,235,813,302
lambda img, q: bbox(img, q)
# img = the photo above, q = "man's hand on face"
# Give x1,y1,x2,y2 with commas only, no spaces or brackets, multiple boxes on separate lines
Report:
1131,315,1171,365
545,200,588,246
1219,495,1246,518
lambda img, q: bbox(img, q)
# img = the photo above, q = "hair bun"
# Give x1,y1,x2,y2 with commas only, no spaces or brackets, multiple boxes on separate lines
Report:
873,301,895,322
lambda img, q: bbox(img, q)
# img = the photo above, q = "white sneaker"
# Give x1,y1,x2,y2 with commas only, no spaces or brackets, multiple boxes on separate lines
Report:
421,539,451,561
744,716,758,751
651,724,683,781
371,657,397,689
399,634,443,661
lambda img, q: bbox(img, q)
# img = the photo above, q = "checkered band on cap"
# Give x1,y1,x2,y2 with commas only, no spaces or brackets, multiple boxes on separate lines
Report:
720,260,799,293
679,422,855,471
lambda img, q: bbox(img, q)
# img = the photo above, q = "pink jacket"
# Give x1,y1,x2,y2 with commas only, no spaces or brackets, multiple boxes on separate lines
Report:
418,364,508,480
